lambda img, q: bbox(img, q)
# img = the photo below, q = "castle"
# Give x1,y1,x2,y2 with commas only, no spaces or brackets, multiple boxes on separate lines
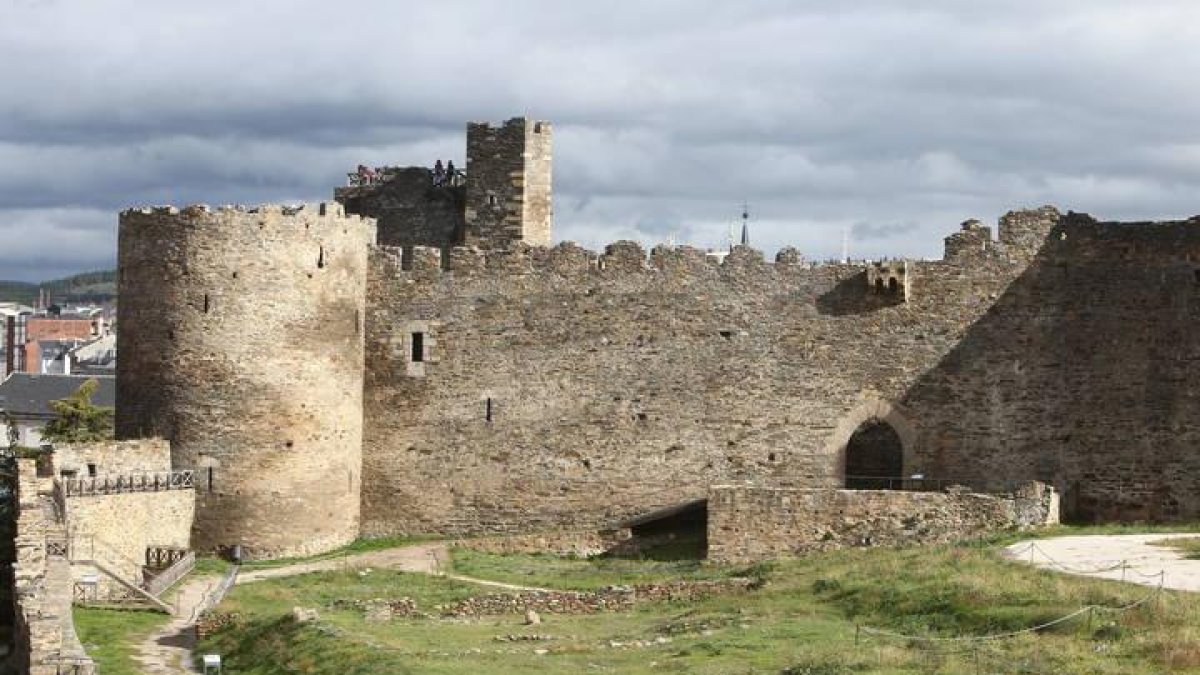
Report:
114,117,1200,559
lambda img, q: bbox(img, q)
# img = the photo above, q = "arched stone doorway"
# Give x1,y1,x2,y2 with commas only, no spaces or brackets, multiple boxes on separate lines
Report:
844,418,904,490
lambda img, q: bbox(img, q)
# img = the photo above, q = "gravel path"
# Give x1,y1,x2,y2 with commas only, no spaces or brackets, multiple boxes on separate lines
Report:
1004,533,1200,591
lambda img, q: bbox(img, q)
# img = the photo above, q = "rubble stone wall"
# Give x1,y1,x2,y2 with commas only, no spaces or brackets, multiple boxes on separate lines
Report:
65,488,194,599
115,203,374,558
706,483,1059,563
362,207,1200,535
335,167,465,253
48,438,171,477
11,460,95,674
360,232,1024,536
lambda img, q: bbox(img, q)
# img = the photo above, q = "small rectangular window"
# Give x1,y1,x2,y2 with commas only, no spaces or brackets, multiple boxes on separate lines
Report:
87,463,97,477
411,332,425,362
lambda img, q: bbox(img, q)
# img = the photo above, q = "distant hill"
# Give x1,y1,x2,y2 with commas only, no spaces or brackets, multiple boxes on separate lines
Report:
0,270,117,305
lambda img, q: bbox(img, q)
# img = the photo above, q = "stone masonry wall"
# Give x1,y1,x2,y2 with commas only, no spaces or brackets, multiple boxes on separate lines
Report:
48,438,171,477
904,212,1200,521
11,460,95,674
706,483,1058,564
65,488,194,600
360,231,1025,536
363,207,1200,536
464,118,552,248
116,203,375,558
336,167,465,253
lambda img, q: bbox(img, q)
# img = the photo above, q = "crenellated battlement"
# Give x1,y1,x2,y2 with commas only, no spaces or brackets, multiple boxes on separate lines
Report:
119,202,372,231
370,239,890,288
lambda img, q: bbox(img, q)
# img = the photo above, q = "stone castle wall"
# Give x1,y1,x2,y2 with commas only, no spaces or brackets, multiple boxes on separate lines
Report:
464,118,552,249
335,167,465,252
905,212,1200,521
11,460,94,674
66,487,194,600
48,438,171,477
359,226,1029,536
706,482,1058,564
361,208,1200,535
116,203,375,558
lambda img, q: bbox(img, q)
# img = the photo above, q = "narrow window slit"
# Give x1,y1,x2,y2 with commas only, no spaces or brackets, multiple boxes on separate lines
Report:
411,332,425,362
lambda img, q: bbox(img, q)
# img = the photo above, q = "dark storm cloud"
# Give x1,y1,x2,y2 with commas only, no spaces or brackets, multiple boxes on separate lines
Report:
2,0,1200,280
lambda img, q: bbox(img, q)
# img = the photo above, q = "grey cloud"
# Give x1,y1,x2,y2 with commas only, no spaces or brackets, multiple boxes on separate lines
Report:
3,1,1200,280
851,221,922,242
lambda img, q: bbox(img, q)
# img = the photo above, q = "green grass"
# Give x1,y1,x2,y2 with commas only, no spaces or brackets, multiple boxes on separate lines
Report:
449,546,752,590
195,538,1200,674
74,606,171,675
1148,536,1200,560
192,556,235,576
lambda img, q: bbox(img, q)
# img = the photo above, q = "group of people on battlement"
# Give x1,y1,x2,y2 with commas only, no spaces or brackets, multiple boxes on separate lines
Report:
432,159,463,187
349,164,385,187
345,160,464,188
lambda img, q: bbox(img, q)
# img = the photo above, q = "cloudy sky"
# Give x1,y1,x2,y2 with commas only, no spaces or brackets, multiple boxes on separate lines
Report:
2,1,1199,281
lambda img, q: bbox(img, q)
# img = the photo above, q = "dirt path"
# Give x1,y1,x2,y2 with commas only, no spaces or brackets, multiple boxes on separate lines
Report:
133,574,220,674
132,541,551,673
1004,533,1200,591
236,542,447,584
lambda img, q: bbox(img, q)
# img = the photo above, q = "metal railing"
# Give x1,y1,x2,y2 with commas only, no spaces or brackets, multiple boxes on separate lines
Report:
345,167,466,187
59,470,194,497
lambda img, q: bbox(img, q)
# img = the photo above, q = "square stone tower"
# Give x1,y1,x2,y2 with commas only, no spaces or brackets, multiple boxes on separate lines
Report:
464,117,552,249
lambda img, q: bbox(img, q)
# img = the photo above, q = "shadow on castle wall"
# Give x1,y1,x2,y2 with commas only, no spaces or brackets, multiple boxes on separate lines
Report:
899,213,1200,522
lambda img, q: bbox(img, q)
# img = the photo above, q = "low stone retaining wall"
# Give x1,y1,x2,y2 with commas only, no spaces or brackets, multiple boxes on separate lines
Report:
707,482,1058,563
325,579,756,622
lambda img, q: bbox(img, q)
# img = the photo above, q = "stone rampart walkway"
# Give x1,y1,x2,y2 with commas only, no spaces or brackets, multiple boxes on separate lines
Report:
1004,533,1200,591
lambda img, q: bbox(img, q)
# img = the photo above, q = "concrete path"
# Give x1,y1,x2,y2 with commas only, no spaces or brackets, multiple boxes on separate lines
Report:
1004,533,1200,591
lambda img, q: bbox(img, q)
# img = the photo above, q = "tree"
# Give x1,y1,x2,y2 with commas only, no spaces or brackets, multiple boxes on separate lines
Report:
40,379,114,444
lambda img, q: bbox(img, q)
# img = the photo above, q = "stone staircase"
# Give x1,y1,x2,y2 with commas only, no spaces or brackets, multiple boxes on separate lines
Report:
68,532,180,613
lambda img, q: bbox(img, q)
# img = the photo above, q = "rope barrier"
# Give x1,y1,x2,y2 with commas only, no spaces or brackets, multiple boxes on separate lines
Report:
856,582,1162,644
1022,542,1129,574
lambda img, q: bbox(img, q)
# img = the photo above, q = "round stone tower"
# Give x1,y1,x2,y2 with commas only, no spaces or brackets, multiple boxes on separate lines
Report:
116,203,376,559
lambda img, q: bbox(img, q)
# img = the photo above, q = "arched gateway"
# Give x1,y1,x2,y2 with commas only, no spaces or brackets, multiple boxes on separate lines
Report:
844,418,904,489
824,397,916,490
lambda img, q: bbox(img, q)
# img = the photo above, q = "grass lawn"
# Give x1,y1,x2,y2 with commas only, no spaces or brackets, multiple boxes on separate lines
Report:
1150,536,1200,560
195,535,1200,674
74,606,171,675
